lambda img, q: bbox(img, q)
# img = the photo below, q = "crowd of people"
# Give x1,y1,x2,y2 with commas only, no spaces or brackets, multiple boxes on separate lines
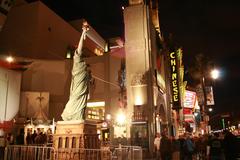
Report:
5,128,53,146
154,130,239,160
1,127,239,160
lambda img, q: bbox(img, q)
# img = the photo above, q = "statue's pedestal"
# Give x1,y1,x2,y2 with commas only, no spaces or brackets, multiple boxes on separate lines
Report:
53,120,100,159
53,120,99,149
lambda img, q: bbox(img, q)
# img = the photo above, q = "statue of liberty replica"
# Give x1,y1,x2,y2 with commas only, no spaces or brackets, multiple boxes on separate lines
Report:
61,22,90,122
54,22,99,152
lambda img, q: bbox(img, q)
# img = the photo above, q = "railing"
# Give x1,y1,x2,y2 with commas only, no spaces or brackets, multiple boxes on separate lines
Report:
4,145,55,160
110,145,142,160
4,145,142,160
132,112,147,122
4,145,111,160
55,148,112,160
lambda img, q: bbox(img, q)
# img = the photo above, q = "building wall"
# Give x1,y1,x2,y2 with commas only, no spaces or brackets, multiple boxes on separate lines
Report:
36,2,80,59
0,67,21,121
86,56,105,99
0,1,106,59
69,19,106,53
21,59,71,120
0,1,79,59
21,53,122,121
108,55,122,116
0,0,21,31
0,0,114,123
86,53,122,115
0,12,6,31
19,91,49,119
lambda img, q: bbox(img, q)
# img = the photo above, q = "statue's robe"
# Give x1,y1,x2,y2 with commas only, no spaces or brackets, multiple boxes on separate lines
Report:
61,51,89,121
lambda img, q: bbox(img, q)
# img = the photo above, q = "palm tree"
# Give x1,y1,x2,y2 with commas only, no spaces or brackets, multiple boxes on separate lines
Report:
187,53,213,87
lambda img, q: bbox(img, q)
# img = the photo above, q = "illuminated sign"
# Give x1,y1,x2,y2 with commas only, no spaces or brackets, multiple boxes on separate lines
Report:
184,90,196,108
87,101,105,107
169,52,181,109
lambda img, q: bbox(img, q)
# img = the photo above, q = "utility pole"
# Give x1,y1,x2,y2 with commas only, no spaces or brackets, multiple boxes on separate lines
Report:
201,75,209,133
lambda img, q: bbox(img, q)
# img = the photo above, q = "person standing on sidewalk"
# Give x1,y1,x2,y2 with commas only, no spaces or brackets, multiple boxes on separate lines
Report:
160,132,172,160
223,131,238,160
183,133,195,160
207,133,224,160
154,133,161,159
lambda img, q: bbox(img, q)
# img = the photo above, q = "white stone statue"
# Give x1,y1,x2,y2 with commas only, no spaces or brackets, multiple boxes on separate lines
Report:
61,22,90,121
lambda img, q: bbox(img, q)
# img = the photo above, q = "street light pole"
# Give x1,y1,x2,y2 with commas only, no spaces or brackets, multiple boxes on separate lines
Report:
201,68,220,133
201,75,209,133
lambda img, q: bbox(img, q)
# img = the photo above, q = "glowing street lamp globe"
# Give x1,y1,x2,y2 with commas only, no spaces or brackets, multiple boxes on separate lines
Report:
6,56,14,63
116,112,126,125
208,108,213,112
211,69,220,79
106,114,111,121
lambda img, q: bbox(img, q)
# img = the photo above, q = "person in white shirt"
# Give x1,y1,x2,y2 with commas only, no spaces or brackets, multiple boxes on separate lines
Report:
154,133,161,159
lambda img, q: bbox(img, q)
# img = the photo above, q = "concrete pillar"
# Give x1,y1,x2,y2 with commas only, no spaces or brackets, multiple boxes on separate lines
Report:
76,137,80,148
62,136,66,148
69,136,73,148
54,136,59,148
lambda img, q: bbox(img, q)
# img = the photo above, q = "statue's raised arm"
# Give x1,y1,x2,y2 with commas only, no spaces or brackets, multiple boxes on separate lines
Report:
61,22,90,122
76,22,89,56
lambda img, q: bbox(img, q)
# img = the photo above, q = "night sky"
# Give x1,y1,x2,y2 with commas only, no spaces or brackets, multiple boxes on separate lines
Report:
38,0,240,116
158,1,240,116
39,0,126,38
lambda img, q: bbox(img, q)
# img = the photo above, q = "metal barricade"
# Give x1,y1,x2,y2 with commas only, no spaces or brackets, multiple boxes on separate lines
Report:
110,145,142,160
4,144,141,160
55,148,112,160
4,145,55,160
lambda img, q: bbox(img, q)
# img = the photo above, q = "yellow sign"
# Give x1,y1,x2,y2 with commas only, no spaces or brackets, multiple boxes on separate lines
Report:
169,52,180,109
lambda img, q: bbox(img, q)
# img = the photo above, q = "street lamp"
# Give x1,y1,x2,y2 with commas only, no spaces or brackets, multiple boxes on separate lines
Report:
201,68,220,133
6,56,14,63
211,69,220,80
106,114,111,121
208,108,213,112
116,112,126,125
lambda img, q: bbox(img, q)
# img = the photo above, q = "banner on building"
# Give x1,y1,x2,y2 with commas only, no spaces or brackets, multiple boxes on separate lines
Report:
196,85,215,106
196,85,204,106
19,92,49,120
205,86,215,106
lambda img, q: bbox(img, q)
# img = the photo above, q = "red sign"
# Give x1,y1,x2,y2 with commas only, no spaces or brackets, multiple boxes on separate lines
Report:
0,121,13,131
183,108,193,114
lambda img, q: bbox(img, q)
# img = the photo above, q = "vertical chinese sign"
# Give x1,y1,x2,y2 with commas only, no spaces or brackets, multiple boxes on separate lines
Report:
169,52,181,110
